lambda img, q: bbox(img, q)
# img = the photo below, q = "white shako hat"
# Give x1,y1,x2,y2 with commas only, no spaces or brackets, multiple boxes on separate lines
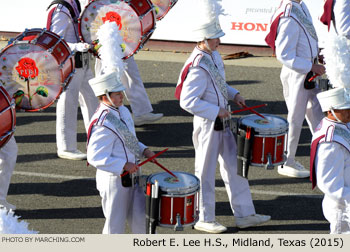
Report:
317,87,350,112
319,34,350,111
88,21,126,97
191,0,225,41
89,71,125,97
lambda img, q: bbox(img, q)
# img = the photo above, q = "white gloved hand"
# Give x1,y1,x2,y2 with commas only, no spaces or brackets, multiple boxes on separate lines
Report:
75,42,91,52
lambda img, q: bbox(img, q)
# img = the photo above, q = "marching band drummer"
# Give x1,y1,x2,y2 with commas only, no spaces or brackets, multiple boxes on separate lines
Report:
86,31,156,233
266,0,325,178
47,0,98,160
175,0,270,233
321,0,350,37
0,84,17,211
310,88,350,234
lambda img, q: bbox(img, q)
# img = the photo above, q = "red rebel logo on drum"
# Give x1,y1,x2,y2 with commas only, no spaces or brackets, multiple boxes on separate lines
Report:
102,11,122,30
15,58,39,80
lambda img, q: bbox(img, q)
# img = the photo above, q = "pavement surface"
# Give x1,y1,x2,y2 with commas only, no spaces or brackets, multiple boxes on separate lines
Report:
1,40,329,234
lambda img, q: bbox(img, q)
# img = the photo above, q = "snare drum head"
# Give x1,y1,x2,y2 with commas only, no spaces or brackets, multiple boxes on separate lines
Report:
0,29,72,111
80,0,155,59
239,114,288,134
149,171,199,194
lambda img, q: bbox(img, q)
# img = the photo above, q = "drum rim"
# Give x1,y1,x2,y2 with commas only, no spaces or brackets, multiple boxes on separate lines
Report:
152,0,178,20
0,87,16,148
239,113,289,134
148,171,200,194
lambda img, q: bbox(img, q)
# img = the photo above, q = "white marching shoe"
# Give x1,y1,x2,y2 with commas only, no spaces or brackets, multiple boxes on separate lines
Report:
0,199,16,211
235,214,271,229
194,221,227,233
133,112,163,126
57,149,87,160
278,161,309,178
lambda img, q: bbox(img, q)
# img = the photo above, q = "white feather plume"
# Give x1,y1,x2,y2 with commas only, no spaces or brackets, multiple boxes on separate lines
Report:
96,21,125,77
0,209,38,234
322,34,350,90
191,0,225,28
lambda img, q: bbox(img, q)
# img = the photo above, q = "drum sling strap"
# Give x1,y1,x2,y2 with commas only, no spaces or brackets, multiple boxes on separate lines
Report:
46,0,81,29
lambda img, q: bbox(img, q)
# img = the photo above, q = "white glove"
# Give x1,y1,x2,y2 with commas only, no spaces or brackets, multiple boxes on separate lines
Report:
75,42,91,52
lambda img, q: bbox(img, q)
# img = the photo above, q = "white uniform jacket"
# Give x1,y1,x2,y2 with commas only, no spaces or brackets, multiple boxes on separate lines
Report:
333,0,350,37
178,46,239,119
311,118,350,233
87,103,147,175
274,0,319,74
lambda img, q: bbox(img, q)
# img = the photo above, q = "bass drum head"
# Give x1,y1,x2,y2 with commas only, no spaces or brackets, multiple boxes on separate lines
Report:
151,0,177,20
0,43,64,111
239,114,288,135
80,0,153,59
148,171,199,194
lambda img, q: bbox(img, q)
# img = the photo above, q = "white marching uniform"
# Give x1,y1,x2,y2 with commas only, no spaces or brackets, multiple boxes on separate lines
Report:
274,1,323,166
87,103,146,234
95,57,153,117
0,137,17,204
178,47,256,222
333,0,350,36
311,118,350,234
48,3,98,152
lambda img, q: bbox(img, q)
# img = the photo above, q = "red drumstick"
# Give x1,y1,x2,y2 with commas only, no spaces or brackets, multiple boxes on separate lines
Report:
231,104,267,117
153,160,177,178
308,74,319,82
121,148,168,177
242,104,266,119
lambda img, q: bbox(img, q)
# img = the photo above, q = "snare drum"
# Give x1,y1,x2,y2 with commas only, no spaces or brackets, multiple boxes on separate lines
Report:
79,0,156,59
238,114,288,167
0,86,16,148
0,28,75,112
148,171,199,229
151,0,177,20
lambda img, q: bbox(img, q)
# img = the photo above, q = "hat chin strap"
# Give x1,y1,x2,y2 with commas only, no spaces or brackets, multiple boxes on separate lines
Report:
331,109,342,122
204,39,213,52
106,92,117,108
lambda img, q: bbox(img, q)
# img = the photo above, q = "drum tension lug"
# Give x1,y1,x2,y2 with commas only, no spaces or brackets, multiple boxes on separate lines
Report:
265,153,274,170
174,213,183,231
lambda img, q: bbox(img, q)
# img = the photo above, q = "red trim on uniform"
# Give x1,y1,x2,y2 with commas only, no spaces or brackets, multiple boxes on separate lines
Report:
320,0,334,31
175,62,192,100
46,7,56,30
310,134,326,189
265,12,284,51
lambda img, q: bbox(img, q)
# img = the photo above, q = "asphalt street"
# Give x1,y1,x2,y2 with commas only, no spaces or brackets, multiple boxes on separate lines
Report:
3,43,329,234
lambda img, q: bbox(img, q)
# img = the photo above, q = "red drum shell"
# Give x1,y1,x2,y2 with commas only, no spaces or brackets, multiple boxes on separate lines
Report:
148,171,200,228
238,114,288,166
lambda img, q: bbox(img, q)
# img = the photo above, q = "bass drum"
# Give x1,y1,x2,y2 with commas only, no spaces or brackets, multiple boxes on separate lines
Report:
79,0,156,59
0,28,75,112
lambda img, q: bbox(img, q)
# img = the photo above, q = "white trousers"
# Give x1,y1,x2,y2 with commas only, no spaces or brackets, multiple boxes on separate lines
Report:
95,57,153,117
192,117,256,222
96,169,146,234
280,66,323,165
56,66,98,152
0,136,17,201
322,196,350,234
